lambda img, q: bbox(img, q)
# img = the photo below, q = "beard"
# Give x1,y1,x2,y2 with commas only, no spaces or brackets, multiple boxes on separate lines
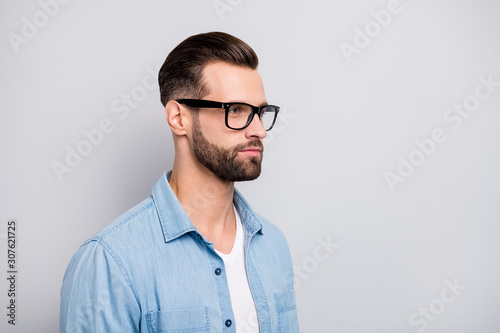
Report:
191,116,264,182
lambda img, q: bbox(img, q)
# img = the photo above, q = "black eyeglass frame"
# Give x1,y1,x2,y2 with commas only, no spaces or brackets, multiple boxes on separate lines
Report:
176,99,280,131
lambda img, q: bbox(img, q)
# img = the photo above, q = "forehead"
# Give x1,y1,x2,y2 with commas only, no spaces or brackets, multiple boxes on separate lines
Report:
201,62,266,104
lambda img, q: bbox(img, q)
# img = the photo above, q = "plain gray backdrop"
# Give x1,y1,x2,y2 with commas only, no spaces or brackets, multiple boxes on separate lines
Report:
1,0,499,332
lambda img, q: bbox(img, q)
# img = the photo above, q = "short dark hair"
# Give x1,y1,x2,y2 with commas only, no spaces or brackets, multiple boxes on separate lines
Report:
158,32,259,107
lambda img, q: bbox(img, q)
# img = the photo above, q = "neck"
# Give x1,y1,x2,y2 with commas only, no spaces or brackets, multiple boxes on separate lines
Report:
169,158,236,244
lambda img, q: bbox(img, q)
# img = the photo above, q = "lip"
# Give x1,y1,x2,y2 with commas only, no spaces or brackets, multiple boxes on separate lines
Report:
239,147,262,156
239,147,262,152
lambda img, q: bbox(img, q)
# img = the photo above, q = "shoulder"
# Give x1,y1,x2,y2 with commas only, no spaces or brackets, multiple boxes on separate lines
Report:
66,195,159,273
63,195,158,285
84,196,157,247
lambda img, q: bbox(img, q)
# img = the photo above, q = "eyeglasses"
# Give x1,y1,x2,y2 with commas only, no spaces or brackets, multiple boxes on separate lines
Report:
176,99,280,131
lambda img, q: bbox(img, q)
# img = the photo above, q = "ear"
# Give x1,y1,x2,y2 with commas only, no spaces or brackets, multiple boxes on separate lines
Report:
165,100,190,136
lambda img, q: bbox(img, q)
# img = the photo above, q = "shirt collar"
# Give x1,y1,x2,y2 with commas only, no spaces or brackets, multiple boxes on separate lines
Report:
152,170,263,243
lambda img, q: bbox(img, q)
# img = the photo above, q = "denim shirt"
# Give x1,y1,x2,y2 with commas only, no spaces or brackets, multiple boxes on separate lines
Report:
60,171,299,333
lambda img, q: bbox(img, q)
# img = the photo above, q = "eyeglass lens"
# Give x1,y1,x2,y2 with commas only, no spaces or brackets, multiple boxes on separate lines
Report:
227,104,277,130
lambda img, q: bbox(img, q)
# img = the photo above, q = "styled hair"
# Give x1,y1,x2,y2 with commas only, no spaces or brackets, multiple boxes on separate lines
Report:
158,32,259,106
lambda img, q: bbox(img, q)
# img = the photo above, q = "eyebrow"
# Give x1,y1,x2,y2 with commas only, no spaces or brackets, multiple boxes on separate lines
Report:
226,100,269,107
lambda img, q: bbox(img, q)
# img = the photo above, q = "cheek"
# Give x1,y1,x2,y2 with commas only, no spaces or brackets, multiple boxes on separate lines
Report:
199,111,225,130
198,113,238,147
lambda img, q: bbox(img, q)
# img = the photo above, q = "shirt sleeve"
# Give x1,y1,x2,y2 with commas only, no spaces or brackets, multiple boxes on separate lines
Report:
60,239,141,333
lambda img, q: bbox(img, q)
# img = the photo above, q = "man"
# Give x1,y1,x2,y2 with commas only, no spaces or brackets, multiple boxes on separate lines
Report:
60,31,299,333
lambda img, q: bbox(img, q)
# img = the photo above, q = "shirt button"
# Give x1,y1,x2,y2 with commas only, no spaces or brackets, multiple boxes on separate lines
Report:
215,268,222,275
225,319,232,327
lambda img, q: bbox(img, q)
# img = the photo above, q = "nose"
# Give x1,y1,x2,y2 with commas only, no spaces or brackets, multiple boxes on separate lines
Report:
245,113,267,139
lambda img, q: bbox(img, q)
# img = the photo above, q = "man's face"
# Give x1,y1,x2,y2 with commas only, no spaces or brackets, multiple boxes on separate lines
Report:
190,62,268,182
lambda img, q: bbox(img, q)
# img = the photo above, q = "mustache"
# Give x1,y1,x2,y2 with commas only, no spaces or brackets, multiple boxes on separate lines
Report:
234,140,264,151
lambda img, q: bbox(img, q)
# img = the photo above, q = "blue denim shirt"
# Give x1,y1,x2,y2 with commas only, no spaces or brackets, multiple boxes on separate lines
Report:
60,171,299,332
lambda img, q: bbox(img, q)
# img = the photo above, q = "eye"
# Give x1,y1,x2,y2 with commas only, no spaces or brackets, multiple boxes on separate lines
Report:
228,105,244,114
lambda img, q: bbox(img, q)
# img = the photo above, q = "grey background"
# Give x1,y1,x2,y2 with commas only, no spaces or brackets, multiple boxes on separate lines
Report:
1,0,499,332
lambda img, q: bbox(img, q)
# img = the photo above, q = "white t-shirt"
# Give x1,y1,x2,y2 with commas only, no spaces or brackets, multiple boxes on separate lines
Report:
215,206,260,332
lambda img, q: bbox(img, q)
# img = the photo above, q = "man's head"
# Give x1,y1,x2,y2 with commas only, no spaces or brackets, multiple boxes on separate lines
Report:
159,32,274,182
158,31,259,106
